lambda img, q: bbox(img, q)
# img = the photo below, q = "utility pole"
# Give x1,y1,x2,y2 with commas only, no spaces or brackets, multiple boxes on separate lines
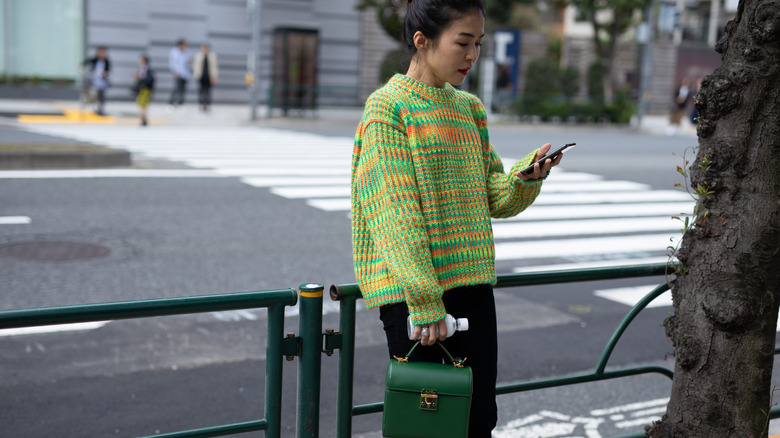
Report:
4,0,14,84
247,0,262,121
636,0,656,128
707,0,721,47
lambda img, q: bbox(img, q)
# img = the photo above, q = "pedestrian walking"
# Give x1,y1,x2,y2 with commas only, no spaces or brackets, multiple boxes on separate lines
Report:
168,38,191,109
82,46,111,115
349,0,562,436
689,76,703,126
133,55,155,126
667,77,691,135
193,43,218,112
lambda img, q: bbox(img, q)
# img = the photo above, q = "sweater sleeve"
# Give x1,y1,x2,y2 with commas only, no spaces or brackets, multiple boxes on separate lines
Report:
354,119,446,324
485,146,544,218
460,91,545,218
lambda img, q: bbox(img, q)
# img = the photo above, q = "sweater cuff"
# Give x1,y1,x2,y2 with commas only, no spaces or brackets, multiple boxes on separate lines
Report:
509,148,549,183
407,299,447,325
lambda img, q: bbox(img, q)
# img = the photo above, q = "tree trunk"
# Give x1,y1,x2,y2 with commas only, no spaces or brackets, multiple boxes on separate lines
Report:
647,1,780,437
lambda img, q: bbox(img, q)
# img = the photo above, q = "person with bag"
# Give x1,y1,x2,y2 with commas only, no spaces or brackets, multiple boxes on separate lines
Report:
133,55,155,126
350,0,563,436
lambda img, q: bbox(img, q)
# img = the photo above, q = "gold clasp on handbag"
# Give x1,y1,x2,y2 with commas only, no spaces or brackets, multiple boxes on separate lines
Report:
420,389,438,411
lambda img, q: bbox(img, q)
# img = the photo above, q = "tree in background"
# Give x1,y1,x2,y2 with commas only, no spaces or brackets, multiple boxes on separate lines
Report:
356,0,543,83
647,0,780,436
355,0,406,83
553,0,648,103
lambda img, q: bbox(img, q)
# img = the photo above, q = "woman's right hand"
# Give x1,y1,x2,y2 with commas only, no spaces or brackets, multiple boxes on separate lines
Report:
515,143,562,181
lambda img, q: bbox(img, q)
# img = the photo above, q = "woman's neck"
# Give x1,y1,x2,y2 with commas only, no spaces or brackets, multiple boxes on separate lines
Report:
405,59,445,89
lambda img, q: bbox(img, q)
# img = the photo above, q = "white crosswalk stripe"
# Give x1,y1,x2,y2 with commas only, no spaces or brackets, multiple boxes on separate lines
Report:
15,125,693,294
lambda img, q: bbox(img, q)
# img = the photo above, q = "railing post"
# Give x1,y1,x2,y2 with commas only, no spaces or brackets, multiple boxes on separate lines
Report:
297,283,323,438
264,303,286,438
334,293,357,438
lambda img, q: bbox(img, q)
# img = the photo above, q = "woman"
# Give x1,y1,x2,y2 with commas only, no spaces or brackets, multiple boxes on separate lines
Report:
133,56,155,126
350,0,562,436
193,43,219,112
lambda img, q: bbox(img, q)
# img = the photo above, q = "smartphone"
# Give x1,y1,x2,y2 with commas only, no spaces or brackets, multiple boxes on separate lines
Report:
520,142,576,175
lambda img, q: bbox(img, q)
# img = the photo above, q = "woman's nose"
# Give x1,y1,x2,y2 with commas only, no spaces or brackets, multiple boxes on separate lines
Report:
467,45,479,62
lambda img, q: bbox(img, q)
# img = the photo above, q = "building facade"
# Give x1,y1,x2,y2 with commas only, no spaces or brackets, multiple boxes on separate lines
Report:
1,0,373,106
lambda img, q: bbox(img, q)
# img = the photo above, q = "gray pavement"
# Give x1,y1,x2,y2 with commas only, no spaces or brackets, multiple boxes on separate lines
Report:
0,97,698,137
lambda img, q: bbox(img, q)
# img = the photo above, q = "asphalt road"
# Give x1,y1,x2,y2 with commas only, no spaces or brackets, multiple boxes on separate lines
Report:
1,119,774,437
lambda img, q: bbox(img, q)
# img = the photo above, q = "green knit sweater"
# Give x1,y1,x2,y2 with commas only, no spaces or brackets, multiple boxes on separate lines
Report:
351,74,543,324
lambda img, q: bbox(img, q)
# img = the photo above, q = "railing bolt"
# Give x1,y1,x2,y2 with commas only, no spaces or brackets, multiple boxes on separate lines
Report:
286,332,296,361
324,328,335,356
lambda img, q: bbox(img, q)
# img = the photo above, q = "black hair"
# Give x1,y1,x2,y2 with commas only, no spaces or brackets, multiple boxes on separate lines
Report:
402,0,485,56
140,55,150,64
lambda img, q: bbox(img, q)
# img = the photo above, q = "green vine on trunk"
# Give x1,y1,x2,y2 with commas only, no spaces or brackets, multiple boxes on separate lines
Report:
666,147,715,277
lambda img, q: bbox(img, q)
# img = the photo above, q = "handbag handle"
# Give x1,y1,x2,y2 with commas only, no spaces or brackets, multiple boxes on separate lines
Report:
397,341,467,367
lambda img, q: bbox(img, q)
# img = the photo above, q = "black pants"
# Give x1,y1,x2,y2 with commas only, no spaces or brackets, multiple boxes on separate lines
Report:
199,77,212,108
169,77,187,105
95,89,106,114
379,284,498,438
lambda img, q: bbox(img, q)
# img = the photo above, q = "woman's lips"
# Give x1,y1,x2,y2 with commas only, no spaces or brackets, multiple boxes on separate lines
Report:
458,68,470,75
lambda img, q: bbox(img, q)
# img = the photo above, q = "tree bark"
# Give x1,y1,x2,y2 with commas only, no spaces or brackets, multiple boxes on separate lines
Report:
647,0,780,436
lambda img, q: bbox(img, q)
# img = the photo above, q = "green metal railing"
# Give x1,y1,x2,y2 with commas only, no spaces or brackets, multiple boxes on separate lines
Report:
3,263,779,437
329,263,677,438
0,287,301,438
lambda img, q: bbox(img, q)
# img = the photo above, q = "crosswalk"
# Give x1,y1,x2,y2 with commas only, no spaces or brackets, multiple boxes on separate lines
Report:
13,124,692,309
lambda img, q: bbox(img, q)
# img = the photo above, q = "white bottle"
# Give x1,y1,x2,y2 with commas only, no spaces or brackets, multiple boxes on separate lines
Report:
407,314,469,340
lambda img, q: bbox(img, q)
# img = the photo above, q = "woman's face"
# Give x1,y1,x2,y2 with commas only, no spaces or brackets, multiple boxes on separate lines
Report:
412,10,484,88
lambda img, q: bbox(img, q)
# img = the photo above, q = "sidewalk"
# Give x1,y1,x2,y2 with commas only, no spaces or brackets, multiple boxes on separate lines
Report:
0,97,696,135
0,97,698,169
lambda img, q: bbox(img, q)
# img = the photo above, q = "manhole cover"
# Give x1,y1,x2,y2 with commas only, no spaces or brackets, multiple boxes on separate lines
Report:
0,241,110,261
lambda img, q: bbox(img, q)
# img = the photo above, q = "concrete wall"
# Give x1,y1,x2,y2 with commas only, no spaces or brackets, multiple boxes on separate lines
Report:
86,0,361,105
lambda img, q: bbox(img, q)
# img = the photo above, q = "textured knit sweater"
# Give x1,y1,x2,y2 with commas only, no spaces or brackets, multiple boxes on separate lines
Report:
351,74,543,324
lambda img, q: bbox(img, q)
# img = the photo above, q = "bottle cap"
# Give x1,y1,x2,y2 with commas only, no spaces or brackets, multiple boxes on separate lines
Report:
457,318,468,332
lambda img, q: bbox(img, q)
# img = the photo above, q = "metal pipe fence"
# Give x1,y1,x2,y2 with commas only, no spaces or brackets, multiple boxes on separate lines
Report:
329,263,673,437
2,263,778,437
0,287,300,438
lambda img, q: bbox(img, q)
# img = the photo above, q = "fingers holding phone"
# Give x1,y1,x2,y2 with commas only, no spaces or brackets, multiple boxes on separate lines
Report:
516,142,573,180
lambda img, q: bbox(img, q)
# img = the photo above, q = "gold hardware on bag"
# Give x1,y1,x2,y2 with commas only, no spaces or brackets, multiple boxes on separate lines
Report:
393,355,408,363
420,389,438,411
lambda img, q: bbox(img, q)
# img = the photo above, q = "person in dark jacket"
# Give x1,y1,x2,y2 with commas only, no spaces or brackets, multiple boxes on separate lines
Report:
82,46,111,115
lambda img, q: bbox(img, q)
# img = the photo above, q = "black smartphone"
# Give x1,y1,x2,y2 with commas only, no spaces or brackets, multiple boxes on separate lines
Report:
520,142,576,175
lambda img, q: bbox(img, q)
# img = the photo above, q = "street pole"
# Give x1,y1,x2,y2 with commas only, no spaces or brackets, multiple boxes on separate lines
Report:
707,0,721,47
636,0,656,129
248,0,262,121
4,0,14,83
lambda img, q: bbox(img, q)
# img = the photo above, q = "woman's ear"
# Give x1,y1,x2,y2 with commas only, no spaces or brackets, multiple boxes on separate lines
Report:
412,31,428,51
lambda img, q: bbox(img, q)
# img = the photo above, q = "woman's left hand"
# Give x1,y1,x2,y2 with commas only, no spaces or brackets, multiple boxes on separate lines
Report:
516,143,562,180
412,319,448,346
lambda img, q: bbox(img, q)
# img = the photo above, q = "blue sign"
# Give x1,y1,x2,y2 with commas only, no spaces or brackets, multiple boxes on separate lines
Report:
493,29,521,98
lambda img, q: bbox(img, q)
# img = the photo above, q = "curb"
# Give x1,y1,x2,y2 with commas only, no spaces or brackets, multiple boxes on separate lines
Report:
0,147,131,170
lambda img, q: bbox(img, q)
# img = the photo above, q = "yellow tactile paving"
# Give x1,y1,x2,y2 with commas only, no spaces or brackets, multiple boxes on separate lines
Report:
18,108,116,124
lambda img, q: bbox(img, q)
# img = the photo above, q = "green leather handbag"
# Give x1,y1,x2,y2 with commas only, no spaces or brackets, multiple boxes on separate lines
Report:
382,341,473,438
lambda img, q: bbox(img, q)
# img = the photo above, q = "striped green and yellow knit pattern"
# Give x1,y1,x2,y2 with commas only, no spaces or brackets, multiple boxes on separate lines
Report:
351,74,543,324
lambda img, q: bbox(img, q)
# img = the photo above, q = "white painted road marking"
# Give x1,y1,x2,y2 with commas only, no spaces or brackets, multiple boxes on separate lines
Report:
494,398,669,438
0,216,31,224
13,124,689,278
594,285,673,308
0,321,111,337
